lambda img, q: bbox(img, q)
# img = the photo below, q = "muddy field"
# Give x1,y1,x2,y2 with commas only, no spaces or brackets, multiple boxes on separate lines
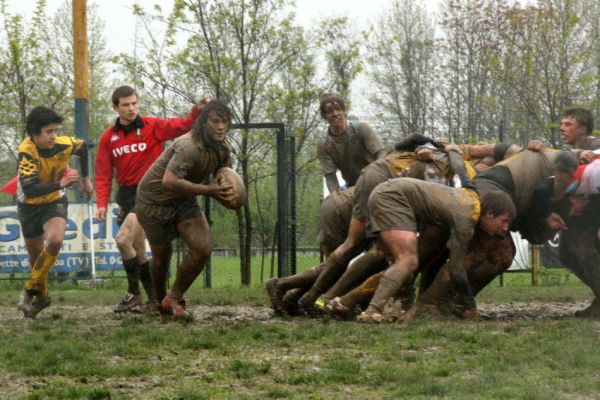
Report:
0,301,594,324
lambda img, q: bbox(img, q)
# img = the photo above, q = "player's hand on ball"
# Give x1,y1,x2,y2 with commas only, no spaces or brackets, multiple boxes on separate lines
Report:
213,167,246,209
212,181,234,202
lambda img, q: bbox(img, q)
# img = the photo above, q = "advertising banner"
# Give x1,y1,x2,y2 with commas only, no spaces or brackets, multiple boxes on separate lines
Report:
0,203,132,274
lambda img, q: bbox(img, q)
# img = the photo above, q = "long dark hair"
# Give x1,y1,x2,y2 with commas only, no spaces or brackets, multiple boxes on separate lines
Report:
192,99,232,140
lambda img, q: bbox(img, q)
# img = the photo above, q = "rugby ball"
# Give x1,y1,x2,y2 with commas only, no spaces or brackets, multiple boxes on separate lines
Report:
214,167,246,210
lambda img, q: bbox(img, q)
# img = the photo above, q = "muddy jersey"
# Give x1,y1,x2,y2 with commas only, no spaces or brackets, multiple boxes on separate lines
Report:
317,122,384,187
385,149,476,182
475,149,561,214
369,178,480,239
17,135,87,205
352,149,475,222
136,132,230,205
579,136,600,150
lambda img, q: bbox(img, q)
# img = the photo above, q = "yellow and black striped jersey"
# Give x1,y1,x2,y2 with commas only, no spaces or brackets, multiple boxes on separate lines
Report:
17,135,87,205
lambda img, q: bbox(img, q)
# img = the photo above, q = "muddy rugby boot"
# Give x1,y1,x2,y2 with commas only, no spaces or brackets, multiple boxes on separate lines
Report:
113,292,143,313
313,297,332,316
265,278,285,315
575,299,600,318
161,296,188,318
131,300,159,315
356,310,389,324
328,297,360,320
281,290,304,316
26,294,52,319
298,296,324,318
17,290,34,317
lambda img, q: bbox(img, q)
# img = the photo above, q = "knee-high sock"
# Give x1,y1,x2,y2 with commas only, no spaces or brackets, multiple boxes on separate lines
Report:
138,261,155,301
170,253,207,301
302,246,363,304
25,249,58,296
150,259,170,303
339,271,383,310
123,257,141,295
417,267,452,306
324,251,386,300
394,281,416,311
282,287,307,304
367,267,413,313
561,228,600,299
277,265,324,292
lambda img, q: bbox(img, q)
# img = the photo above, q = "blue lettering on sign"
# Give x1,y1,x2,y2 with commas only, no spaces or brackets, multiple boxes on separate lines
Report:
64,217,77,240
0,211,20,242
0,203,145,274
0,252,126,273
82,218,107,239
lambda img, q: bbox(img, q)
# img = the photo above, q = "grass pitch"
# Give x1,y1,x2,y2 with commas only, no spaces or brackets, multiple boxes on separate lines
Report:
0,270,599,399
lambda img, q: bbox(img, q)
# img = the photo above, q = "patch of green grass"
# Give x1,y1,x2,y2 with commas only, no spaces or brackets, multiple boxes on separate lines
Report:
26,386,113,400
2,317,599,399
1,265,599,399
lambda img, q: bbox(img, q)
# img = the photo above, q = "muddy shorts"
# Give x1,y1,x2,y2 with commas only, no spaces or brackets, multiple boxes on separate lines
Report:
318,186,355,250
18,198,68,239
135,196,204,245
116,185,137,226
368,178,478,238
352,161,392,221
368,179,419,233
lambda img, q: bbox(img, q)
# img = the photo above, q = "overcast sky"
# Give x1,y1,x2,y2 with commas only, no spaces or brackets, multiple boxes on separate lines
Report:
7,0,433,53
6,0,441,120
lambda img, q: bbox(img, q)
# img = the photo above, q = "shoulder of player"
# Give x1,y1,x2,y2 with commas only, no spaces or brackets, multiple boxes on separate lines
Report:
55,135,81,145
18,137,35,154
585,136,600,150
351,121,374,135
172,132,196,147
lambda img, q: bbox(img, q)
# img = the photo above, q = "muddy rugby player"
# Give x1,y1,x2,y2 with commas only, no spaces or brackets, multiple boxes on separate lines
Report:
95,85,210,313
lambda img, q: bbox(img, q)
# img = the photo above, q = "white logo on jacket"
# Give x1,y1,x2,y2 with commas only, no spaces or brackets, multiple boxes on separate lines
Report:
112,142,147,157
110,135,120,142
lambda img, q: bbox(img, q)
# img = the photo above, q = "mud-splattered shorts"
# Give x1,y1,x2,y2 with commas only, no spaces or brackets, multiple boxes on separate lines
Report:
135,196,204,245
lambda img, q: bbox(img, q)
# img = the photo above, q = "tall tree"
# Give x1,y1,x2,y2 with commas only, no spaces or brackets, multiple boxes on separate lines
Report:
0,0,49,150
366,0,437,137
317,17,363,101
496,0,596,146
438,0,507,143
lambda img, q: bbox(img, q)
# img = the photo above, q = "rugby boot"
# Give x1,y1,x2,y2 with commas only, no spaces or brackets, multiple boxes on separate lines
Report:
17,290,34,317
298,298,324,318
26,294,52,319
265,278,285,315
328,296,360,320
356,310,389,324
131,300,159,315
161,296,188,318
113,292,143,313
314,297,332,316
281,289,304,316
575,299,600,318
